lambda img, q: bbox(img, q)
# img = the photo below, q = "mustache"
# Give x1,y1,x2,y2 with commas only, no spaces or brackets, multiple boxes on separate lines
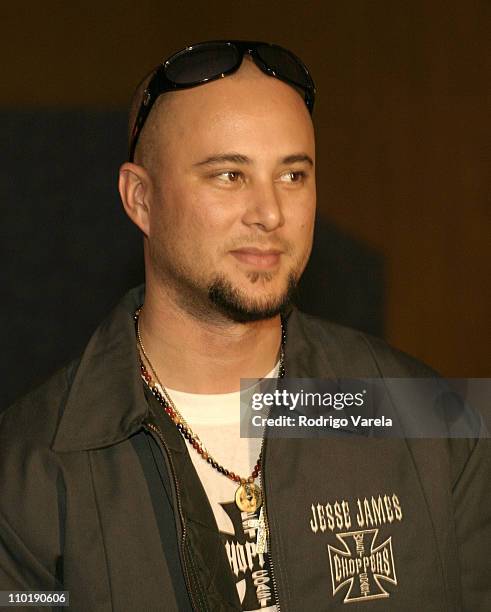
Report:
226,235,294,256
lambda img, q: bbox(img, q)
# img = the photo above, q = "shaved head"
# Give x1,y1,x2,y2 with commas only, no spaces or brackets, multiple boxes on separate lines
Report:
127,56,310,174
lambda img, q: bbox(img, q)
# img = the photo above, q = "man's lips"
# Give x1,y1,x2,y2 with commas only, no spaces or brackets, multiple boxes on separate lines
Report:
230,247,283,269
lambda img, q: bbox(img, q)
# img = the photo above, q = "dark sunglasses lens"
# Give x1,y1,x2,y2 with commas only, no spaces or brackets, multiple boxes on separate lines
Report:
256,44,312,89
165,43,240,85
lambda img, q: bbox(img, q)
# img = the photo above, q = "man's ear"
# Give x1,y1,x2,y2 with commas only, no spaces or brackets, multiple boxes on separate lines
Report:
118,162,152,236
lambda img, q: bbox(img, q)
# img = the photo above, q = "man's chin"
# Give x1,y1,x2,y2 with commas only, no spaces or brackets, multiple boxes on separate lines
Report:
207,274,297,323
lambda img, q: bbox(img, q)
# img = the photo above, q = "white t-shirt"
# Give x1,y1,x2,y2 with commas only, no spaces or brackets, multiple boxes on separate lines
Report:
157,365,279,611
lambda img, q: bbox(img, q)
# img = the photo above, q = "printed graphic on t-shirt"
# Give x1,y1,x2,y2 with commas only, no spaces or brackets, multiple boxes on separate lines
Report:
219,501,278,611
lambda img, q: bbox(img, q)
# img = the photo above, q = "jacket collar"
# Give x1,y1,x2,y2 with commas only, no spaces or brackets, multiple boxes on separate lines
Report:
52,285,366,452
52,285,148,452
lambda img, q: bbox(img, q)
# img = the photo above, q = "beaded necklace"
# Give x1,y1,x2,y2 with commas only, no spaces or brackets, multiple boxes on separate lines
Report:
134,306,286,512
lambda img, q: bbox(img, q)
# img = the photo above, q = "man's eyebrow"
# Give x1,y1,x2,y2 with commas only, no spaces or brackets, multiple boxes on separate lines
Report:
280,153,314,166
194,153,251,167
193,152,314,167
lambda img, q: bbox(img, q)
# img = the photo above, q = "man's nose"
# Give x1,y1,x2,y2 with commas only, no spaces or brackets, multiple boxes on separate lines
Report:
241,181,285,231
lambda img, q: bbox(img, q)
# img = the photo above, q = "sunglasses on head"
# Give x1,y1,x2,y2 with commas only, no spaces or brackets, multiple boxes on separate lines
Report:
129,40,316,162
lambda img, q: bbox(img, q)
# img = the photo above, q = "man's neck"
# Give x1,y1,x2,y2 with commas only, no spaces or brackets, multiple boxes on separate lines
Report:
138,283,282,394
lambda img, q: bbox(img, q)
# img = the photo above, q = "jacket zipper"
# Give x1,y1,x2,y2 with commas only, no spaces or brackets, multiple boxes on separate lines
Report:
143,420,206,612
260,428,282,611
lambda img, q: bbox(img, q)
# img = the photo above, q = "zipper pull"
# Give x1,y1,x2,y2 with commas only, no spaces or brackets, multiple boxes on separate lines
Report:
256,506,269,554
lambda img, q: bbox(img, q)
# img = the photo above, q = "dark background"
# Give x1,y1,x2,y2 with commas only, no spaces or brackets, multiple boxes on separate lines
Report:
1,1,490,409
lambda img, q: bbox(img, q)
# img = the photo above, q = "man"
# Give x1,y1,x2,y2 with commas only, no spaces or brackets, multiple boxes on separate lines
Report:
0,40,489,611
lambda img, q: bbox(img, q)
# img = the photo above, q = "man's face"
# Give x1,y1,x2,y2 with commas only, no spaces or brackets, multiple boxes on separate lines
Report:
145,60,316,322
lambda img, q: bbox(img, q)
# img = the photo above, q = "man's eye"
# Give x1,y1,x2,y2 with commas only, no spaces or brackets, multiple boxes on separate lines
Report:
279,171,306,183
217,171,242,183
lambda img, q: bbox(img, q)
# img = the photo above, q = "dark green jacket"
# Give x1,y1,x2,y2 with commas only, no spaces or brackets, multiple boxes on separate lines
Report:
1,285,489,611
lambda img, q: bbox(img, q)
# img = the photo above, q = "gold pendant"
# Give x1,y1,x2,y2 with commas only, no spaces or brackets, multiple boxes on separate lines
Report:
235,482,263,513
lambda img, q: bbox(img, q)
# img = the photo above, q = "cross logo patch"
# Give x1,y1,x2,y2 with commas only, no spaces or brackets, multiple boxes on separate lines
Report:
328,529,397,603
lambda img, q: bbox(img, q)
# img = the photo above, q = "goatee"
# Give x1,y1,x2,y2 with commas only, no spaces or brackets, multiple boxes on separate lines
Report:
208,273,298,323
